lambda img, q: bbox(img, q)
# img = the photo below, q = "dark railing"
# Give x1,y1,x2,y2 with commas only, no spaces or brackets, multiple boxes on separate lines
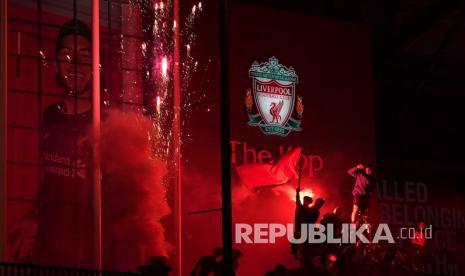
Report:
0,262,141,276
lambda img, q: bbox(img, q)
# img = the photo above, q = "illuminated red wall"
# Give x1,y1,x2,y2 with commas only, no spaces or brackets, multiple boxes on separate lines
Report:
182,2,376,275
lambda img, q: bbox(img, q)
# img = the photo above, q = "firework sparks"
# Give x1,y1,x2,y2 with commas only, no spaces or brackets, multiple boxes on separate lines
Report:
119,1,205,153
161,57,168,77
180,2,204,140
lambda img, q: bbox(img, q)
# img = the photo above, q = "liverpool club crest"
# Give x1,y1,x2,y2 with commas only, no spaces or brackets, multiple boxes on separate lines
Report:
245,57,303,136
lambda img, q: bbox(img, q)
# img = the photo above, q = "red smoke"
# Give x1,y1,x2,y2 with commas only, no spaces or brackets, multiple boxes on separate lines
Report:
99,109,172,266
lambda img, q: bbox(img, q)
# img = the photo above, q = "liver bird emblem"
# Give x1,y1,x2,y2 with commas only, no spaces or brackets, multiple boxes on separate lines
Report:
269,100,284,123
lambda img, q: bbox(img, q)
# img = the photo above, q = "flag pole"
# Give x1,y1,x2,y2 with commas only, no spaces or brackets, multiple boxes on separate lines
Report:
297,152,303,190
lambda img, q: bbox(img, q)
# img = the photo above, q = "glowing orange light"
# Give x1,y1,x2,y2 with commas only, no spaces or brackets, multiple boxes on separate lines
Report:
289,188,314,202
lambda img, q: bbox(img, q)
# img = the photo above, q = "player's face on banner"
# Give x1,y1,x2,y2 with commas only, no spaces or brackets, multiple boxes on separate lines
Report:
56,35,92,96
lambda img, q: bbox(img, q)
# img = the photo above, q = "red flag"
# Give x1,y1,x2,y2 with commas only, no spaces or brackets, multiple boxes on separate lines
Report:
235,147,302,191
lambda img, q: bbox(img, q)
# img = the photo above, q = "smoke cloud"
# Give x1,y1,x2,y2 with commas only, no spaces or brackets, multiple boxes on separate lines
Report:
99,109,172,264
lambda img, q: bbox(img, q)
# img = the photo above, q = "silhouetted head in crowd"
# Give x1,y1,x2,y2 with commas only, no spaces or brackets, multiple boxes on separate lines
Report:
212,247,222,259
303,196,313,207
314,198,325,209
